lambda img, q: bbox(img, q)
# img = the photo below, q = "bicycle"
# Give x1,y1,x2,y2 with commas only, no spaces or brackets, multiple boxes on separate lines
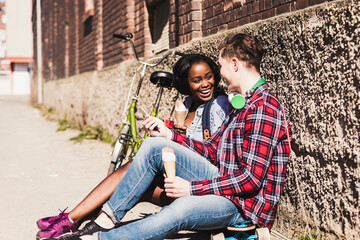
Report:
108,32,184,175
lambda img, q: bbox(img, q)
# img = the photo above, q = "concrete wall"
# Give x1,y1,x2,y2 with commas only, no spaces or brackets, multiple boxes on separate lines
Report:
42,0,359,239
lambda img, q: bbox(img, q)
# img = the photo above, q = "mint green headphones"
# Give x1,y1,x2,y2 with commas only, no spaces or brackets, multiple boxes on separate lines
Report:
228,78,266,109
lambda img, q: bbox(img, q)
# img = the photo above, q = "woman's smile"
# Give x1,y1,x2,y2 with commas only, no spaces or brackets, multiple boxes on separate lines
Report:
198,88,212,98
188,62,215,106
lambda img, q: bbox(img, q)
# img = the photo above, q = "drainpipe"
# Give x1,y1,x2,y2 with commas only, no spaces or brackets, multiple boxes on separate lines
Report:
36,0,42,105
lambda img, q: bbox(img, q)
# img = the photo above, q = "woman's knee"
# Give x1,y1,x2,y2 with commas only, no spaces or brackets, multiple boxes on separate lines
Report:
162,197,197,218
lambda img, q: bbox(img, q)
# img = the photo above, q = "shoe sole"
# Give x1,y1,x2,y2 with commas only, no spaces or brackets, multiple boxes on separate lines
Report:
36,231,77,240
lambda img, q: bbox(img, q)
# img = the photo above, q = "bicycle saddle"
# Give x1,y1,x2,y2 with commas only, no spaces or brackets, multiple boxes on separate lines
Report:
150,71,173,88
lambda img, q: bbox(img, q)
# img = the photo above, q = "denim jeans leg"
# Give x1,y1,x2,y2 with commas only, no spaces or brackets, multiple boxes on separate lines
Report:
102,137,220,223
98,195,246,240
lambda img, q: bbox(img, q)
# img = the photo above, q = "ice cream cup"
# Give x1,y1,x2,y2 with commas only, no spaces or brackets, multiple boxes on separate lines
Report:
175,100,187,128
162,147,176,178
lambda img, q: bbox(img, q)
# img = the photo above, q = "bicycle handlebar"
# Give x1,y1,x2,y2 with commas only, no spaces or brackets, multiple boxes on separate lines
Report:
113,33,133,40
113,32,184,66
149,50,185,67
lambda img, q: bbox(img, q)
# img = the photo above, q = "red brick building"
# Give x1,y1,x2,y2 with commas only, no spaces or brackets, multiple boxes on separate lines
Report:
32,0,328,82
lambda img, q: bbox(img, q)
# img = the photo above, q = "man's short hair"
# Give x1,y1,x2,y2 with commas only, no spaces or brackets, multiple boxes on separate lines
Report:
218,32,264,72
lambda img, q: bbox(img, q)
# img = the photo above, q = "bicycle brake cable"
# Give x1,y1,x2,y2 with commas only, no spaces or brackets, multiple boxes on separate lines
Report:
120,64,143,122
120,55,171,122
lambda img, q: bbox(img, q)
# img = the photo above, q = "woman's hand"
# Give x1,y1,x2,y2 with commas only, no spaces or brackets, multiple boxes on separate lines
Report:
164,176,191,198
143,116,173,139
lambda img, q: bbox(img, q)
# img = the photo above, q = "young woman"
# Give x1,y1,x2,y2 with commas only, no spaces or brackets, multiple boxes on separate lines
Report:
172,54,231,140
36,54,231,240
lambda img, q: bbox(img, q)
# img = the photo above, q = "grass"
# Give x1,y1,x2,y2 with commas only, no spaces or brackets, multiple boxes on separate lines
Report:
34,105,113,144
32,105,57,121
55,114,113,144
57,114,77,131
70,125,113,144
43,107,55,120
299,231,319,240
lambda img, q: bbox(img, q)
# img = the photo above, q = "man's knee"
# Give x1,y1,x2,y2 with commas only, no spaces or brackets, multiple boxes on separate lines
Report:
163,197,197,218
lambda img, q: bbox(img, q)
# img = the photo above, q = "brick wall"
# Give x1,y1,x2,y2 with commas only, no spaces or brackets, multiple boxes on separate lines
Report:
41,0,54,81
41,0,79,81
102,0,132,66
54,0,67,79
35,0,335,82
68,0,80,76
176,0,202,44
135,0,152,56
78,0,96,73
202,0,329,37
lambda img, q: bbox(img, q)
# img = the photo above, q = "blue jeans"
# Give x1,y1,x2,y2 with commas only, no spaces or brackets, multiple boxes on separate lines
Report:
96,137,247,240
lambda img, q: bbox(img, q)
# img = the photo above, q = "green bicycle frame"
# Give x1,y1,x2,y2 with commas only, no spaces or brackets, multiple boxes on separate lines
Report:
116,73,166,160
142,106,159,140
118,100,159,156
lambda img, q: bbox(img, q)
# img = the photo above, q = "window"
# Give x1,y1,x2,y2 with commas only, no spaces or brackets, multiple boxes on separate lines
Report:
84,16,93,37
147,0,170,54
83,0,94,37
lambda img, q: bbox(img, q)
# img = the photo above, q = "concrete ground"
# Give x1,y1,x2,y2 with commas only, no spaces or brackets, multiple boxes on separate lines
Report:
0,95,208,240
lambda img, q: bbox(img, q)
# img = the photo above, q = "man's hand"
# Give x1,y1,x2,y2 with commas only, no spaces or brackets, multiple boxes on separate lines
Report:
143,116,173,139
164,176,191,198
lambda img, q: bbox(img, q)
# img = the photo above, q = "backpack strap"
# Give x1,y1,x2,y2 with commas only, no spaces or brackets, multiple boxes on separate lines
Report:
202,97,215,142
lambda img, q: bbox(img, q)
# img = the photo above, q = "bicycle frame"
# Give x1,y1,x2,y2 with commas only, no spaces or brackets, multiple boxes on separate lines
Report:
117,76,167,163
111,64,150,169
111,78,167,172
143,84,165,139
108,32,183,174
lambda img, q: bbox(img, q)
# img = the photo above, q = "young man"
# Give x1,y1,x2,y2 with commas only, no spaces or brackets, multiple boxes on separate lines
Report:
73,32,291,240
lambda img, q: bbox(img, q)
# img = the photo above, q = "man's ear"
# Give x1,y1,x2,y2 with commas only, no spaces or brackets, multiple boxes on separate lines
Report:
233,58,247,71
232,58,238,72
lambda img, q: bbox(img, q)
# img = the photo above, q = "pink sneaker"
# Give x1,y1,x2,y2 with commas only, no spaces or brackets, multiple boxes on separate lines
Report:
36,209,68,230
36,213,78,239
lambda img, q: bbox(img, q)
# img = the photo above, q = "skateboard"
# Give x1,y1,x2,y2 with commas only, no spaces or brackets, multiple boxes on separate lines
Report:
211,222,270,240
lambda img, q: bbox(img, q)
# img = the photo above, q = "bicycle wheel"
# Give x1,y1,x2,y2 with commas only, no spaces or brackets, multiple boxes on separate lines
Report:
107,125,129,175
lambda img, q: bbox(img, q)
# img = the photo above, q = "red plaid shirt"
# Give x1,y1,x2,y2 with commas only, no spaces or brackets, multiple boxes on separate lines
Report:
171,84,290,228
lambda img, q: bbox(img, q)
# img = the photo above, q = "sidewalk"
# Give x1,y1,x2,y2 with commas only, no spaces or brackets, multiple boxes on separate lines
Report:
0,95,208,240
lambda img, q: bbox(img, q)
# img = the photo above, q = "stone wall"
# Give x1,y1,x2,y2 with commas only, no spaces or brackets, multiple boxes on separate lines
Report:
43,0,359,238
255,2,359,239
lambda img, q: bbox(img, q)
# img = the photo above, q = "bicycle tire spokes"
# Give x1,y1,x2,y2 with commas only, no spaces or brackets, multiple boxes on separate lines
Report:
114,146,133,170
114,139,141,170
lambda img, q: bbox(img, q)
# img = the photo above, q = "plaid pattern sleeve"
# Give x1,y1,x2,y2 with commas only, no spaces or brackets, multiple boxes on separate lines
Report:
190,103,285,194
188,85,291,228
171,126,222,165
